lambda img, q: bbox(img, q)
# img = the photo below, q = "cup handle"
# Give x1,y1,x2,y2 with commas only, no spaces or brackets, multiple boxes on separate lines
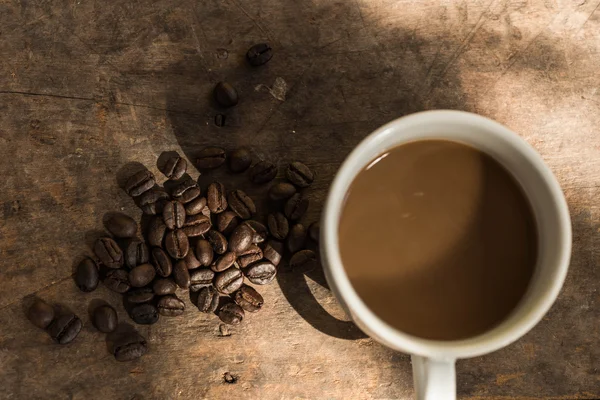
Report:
411,355,456,400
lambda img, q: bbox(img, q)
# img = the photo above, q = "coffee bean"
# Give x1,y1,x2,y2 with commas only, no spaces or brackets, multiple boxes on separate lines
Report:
127,287,154,304
171,177,201,204
161,155,187,180
93,305,117,333
105,213,137,238
237,245,263,268
124,239,150,269
267,212,289,240
227,190,256,219
218,303,244,325
153,278,177,295
287,223,307,254
163,200,186,230
183,250,201,270
27,299,55,329
182,214,211,237
151,248,173,277
157,295,185,316
197,146,227,169
244,261,276,285
165,229,189,259
207,181,227,214
214,82,238,108
263,240,283,266
207,230,228,254
246,43,273,66
268,182,296,201
244,220,268,244
195,239,214,267
215,114,226,127
129,303,159,325
148,217,167,248
289,249,317,271
47,313,82,344
249,161,277,184
104,269,131,293
128,263,156,288
308,222,320,242
284,193,309,221
113,331,147,362
228,224,254,254
228,148,252,173
214,267,244,294
185,196,207,216
75,257,99,292
195,286,219,313
173,260,191,289
233,284,264,312
217,211,239,235
286,161,314,188
190,268,215,292
94,237,123,269
138,189,170,215
211,252,236,272
125,170,155,197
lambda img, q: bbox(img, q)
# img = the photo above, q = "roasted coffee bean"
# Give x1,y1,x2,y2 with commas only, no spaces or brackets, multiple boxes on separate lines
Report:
190,268,215,291
157,295,185,316
284,193,309,221
246,43,273,66
172,177,201,204
94,237,123,269
183,250,201,270
195,239,214,267
267,212,289,240
27,299,55,329
127,287,154,304
244,261,276,285
228,224,253,254
207,181,227,214
151,248,173,277
228,148,252,173
289,249,317,271
104,269,131,293
244,220,268,244
214,114,226,127
237,245,263,268
185,196,207,216
47,313,82,344
308,222,320,242
153,278,177,295
218,303,244,325
165,229,189,259
105,213,137,238
211,252,236,272
182,214,211,237
249,161,277,184
93,305,117,333
138,189,170,215
148,217,167,247
217,211,239,235
129,303,159,325
206,230,228,255
268,182,296,201
195,286,219,313
124,239,149,269
113,331,147,362
234,284,264,312
214,82,238,108
214,267,244,294
227,190,256,219
197,146,227,169
163,200,186,230
75,257,99,292
287,223,307,254
125,170,155,197
173,260,191,289
128,263,156,288
286,161,314,188
263,240,283,266
161,155,187,180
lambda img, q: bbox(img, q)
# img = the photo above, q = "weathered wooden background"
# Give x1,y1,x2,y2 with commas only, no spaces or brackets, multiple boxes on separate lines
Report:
0,0,599,398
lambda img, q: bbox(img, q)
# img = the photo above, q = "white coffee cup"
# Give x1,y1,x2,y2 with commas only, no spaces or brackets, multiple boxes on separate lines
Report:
321,110,571,400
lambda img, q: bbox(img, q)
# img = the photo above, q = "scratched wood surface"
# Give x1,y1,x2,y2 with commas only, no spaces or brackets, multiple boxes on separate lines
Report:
0,0,599,399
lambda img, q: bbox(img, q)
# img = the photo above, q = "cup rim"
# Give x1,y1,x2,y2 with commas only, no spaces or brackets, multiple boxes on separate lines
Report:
321,110,571,359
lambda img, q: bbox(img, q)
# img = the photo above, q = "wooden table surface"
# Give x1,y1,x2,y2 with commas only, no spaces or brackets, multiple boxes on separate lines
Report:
1,0,599,399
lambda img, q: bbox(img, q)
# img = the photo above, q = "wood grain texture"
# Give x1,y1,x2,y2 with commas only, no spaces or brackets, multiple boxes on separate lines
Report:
0,0,599,398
